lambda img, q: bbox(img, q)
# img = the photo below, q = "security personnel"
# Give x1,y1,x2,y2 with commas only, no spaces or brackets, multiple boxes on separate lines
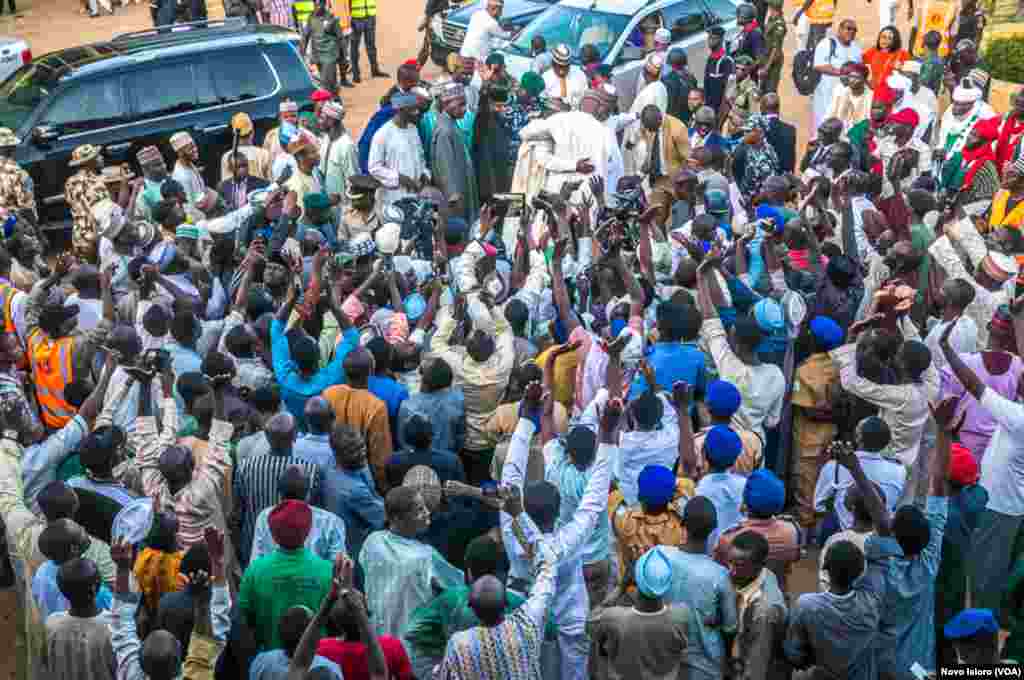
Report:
760,0,787,93
0,129,36,230
350,0,387,83
0,249,27,368
64,144,112,264
293,0,315,34
303,0,347,94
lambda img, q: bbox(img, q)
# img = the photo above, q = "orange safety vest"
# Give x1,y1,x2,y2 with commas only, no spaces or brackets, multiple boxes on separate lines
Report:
0,283,15,335
27,328,76,429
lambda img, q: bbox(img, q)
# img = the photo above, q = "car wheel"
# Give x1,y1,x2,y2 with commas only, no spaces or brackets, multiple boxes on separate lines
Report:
431,44,452,68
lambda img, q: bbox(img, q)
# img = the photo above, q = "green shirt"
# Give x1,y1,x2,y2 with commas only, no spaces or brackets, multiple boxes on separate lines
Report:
764,16,787,66
239,548,334,650
404,585,527,658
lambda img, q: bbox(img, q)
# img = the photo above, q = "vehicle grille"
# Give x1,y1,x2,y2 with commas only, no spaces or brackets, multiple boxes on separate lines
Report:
441,21,466,48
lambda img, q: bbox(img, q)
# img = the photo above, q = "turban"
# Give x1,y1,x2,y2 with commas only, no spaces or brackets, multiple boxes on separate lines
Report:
169,131,193,152
944,609,999,640
706,379,741,418
705,425,742,468
953,85,982,103
753,298,784,333
644,53,665,74
637,464,676,508
322,101,344,120
948,443,979,486
440,82,466,103
873,83,897,106
654,27,671,44
521,71,545,97
972,116,1001,142
810,316,845,350
279,100,299,113
268,500,312,549
635,546,673,598
887,108,919,128
743,469,786,516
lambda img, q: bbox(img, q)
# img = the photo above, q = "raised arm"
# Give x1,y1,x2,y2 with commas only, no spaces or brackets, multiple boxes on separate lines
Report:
287,562,342,680
673,381,698,479
831,441,891,535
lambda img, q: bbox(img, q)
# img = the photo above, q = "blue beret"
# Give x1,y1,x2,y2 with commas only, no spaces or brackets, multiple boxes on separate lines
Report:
303,192,331,212
706,380,741,418
705,425,742,468
638,464,676,507
404,293,427,322
810,316,845,351
755,203,788,234
754,298,785,334
944,608,999,640
744,469,786,516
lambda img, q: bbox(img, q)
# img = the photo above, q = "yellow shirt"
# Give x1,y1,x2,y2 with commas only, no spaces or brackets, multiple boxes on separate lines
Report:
805,0,836,24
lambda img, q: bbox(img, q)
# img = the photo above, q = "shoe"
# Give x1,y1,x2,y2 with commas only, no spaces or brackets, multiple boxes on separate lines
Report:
352,74,361,83
371,69,389,79
339,79,354,88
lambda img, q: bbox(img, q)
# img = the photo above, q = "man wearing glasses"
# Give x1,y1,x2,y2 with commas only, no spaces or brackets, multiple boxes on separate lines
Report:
812,19,863,129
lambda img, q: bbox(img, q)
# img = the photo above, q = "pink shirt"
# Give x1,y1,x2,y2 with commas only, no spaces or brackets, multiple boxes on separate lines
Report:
941,352,1024,462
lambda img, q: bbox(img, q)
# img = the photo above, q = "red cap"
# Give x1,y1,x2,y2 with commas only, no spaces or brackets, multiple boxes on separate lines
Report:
972,116,1002,142
403,58,419,68
873,83,898,106
311,89,333,103
948,443,980,486
268,499,313,549
887,107,920,128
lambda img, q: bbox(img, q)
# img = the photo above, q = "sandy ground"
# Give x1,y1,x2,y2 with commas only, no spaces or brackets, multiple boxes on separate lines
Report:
0,0,898,677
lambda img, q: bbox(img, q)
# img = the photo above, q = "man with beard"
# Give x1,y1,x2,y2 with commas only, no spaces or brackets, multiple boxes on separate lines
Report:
169,132,205,211
876,107,932,207
848,85,896,173
800,117,843,176
895,60,937,143
689,106,729,152
721,56,761,137
936,82,995,166
432,83,479,224
997,89,1024,172
318,101,359,203
368,94,431,214
132,146,168,222
940,115,1001,207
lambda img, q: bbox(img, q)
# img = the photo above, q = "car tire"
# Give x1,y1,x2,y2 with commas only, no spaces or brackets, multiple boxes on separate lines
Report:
431,44,452,68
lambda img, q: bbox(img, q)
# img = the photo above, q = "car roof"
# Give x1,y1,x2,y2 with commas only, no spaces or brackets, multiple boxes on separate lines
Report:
32,19,297,83
556,0,674,16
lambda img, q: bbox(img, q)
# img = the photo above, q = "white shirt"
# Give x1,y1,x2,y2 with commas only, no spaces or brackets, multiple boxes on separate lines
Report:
814,451,907,529
578,388,678,507
65,294,103,334
924,317,979,373
519,111,615,195
172,161,206,202
630,80,669,117
368,120,430,211
696,471,747,549
980,388,1024,516
904,85,939,143
460,9,506,62
937,100,997,153
812,35,863,130
542,66,589,110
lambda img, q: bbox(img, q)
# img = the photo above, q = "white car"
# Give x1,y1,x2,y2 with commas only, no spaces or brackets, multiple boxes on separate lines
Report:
0,36,30,86
498,0,741,113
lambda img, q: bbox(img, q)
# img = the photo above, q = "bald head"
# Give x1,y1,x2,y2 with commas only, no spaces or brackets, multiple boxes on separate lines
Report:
266,412,297,450
761,93,780,114
159,445,194,491
342,347,374,386
469,574,506,626
278,464,310,501
141,630,181,680
304,396,334,434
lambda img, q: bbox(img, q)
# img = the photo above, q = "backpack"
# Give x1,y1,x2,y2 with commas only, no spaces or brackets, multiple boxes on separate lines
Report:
792,37,835,96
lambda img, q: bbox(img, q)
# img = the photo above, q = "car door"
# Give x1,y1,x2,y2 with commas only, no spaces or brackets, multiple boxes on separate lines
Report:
19,75,131,224
608,9,659,113
661,0,719,82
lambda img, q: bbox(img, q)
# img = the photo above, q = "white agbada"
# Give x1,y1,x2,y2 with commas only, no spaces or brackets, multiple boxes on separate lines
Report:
368,119,430,212
518,110,615,196
542,66,589,110
936,100,997,155
172,161,206,203
624,80,669,174
605,112,636,196
812,33,863,130
904,85,939,143
460,8,507,62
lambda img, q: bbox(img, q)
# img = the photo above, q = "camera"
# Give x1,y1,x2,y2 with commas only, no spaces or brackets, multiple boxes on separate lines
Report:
139,348,171,375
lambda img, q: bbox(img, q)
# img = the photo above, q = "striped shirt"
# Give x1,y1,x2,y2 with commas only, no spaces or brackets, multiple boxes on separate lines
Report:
234,450,323,564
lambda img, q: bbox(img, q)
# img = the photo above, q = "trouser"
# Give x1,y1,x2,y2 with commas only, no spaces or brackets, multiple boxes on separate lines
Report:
761,62,783,94
972,510,1024,618
319,57,338,94
189,0,206,20
583,559,610,609
0,0,14,14
557,628,589,680
790,417,834,529
350,15,379,78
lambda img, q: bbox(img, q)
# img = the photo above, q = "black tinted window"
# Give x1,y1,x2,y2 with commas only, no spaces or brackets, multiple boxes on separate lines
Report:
208,49,276,103
703,0,736,23
43,78,125,132
125,62,197,118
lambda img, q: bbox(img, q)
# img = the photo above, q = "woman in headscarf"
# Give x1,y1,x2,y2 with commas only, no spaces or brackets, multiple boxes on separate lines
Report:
733,114,781,207
863,25,910,92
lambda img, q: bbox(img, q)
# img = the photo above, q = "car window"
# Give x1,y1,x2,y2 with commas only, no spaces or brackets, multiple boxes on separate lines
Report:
42,78,125,133
508,6,631,61
125,62,198,118
662,2,709,40
193,60,220,108
703,0,736,23
209,49,276,103
0,62,60,130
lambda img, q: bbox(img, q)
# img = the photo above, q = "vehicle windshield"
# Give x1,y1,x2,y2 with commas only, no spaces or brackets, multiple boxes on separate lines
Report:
508,6,630,60
0,62,61,132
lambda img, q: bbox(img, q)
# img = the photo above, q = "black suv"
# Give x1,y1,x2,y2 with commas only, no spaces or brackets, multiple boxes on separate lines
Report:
0,18,315,224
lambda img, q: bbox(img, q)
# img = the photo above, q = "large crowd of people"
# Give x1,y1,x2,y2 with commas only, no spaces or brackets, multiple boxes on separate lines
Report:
2,0,1024,677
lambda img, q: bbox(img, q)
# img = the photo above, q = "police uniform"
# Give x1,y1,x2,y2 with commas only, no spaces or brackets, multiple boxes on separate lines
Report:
0,129,36,226
724,56,761,135
761,0,787,94
305,9,345,94
64,145,111,264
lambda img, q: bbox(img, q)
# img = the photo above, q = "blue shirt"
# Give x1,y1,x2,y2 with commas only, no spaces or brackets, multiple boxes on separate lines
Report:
358,105,396,173
869,496,948,675
249,649,343,680
695,472,748,552
295,219,339,251
662,547,738,680
294,432,334,469
544,438,611,565
319,464,386,557
395,387,465,453
271,319,359,430
628,341,707,402
32,560,114,619
386,447,465,489
367,375,409,441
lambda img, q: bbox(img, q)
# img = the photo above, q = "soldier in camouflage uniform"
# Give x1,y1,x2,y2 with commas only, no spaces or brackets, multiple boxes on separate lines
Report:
722,55,761,136
64,144,112,263
0,128,37,229
760,0,787,94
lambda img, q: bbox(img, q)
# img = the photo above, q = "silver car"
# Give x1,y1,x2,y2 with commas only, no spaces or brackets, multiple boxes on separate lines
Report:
497,0,741,113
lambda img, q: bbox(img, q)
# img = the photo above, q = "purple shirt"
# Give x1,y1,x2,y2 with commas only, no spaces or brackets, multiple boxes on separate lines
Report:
941,352,1024,461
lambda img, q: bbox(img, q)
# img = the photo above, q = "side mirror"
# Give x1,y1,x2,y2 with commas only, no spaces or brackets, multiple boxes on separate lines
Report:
618,45,644,64
31,125,58,146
